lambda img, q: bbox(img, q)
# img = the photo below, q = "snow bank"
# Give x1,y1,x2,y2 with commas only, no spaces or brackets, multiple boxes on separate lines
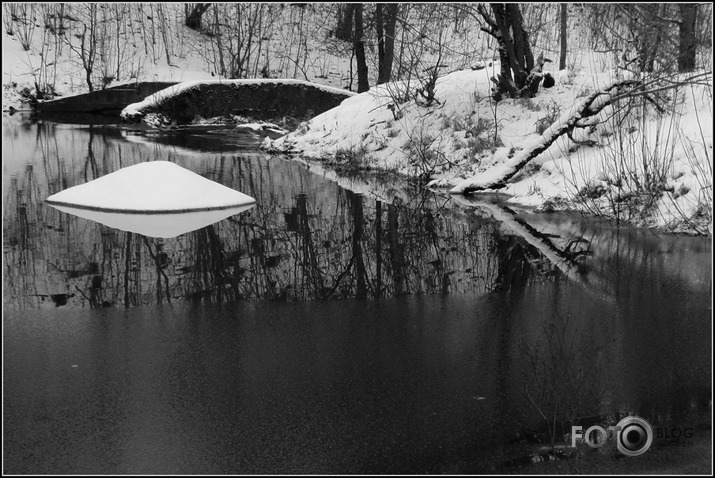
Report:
265,67,500,173
264,63,713,233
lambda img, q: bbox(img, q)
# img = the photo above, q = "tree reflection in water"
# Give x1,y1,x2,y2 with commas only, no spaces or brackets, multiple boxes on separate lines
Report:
2,121,537,308
2,120,708,314
2,117,711,459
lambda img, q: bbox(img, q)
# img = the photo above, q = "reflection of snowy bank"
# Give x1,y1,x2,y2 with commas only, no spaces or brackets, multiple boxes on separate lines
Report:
523,212,712,292
454,195,711,294
120,127,269,156
285,155,417,206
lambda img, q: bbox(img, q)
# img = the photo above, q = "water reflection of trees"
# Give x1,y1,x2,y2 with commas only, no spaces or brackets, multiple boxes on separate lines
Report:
4,123,708,312
170,182,504,303
3,124,532,308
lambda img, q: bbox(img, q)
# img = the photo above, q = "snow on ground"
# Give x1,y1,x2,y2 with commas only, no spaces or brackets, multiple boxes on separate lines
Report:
264,56,713,233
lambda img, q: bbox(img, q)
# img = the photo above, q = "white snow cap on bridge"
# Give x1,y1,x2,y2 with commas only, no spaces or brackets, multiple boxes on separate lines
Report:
121,78,356,119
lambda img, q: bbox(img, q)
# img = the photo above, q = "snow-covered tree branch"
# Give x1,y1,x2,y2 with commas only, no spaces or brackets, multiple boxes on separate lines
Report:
450,73,711,195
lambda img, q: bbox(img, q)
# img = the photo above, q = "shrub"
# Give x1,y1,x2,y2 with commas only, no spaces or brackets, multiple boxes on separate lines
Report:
577,182,607,200
466,134,503,155
519,97,541,112
464,117,492,138
333,145,371,170
535,100,561,135
460,117,503,156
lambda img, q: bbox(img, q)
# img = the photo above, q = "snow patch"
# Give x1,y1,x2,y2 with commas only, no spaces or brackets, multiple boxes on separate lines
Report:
46,161,256,212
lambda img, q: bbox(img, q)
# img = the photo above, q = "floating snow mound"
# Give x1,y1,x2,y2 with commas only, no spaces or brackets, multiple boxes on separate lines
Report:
46,161,256,212
48,204,255,238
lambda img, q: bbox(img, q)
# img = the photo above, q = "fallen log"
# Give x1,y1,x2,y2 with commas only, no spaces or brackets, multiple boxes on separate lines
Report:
450,79,641,195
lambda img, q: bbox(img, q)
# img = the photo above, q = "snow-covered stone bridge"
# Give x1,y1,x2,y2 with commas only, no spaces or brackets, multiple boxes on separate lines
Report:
36,79,355,123
120,79,356,124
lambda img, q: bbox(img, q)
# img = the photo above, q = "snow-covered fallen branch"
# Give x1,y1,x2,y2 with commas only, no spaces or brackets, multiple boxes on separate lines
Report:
450,79,641,194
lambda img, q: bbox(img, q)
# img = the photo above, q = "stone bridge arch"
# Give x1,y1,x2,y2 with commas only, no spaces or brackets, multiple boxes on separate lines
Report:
36,80,356,124
120,79,356,124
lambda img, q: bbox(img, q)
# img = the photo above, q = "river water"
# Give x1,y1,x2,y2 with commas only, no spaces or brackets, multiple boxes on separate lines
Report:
2,115,712,473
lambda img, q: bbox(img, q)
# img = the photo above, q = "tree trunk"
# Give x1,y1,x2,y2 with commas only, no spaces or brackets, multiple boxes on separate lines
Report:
376,3,398,84
354,4,370,93
376,4,385,81
479,3,539,100
651,5,668,72
335,4,353,41
559,4,567,70
678,4,698,72
505,3,534,85
490,3,519,93
185,3,211,30
81,21,95,92
632,4,662,73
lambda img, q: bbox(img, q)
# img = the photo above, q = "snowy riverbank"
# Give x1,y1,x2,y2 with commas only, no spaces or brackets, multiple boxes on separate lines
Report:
263,64,713,235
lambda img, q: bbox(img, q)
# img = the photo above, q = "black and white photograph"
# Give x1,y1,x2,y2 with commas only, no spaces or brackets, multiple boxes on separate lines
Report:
2,2,712,474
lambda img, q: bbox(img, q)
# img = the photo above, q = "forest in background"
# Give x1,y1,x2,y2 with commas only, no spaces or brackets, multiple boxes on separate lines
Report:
3,3,712,100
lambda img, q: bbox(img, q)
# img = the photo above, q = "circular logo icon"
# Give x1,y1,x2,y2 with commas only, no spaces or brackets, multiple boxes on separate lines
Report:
616,416,653,456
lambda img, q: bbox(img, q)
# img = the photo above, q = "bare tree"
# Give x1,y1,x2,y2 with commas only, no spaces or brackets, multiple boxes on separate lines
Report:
10,3,36,51
334,4,352,41
353,3,369,93
185,3,211,31
65,4,98,92
586,4,710,74
559,4,567,70
201,4,276,79
477,3,546,100
375,3,398,84
678,4,698,72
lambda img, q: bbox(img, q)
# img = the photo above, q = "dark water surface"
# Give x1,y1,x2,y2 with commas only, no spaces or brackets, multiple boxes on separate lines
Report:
3,116,712,474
